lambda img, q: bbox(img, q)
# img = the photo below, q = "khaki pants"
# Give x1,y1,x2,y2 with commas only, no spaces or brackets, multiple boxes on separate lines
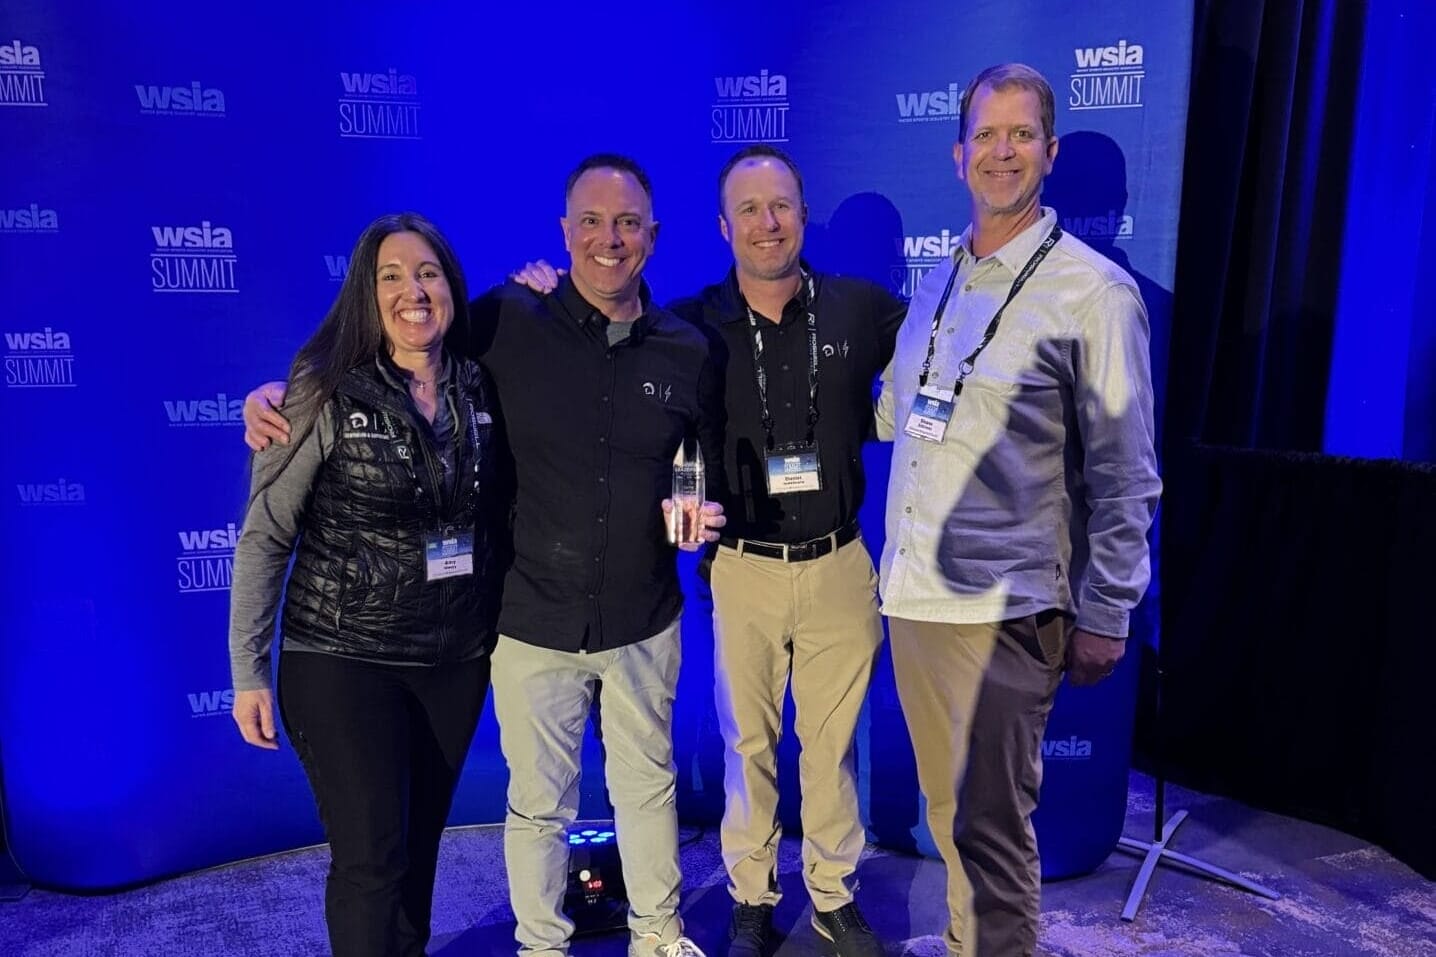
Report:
711,536,884,911
491,621,685,957
888,612,1070,957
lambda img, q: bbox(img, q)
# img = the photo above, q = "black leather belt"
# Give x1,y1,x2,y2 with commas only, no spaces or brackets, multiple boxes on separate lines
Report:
718,521,859,563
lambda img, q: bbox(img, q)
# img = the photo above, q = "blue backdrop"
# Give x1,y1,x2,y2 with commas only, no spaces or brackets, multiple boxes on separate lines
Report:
0,0,1191,889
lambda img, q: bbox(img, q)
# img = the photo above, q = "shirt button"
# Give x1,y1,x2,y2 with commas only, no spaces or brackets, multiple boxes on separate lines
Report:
910,460,918,468
601,395,610,403
946,327,955,334
598,436,607,444
587,592,596,599
780,363,790,371
598,476,606,483
593,556,600,563
899,547,907,555
784,401,793,408
964,284,974,291
905,506,912,513
597,516,605,523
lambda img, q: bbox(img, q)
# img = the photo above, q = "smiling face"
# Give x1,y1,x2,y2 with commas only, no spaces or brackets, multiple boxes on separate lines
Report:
719,156,807,284
954,83,1058,227
561,167,657,319
374,230,453,360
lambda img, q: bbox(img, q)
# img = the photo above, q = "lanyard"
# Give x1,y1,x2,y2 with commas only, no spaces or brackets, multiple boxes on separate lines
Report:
745,271,819,450
918,225,1062,393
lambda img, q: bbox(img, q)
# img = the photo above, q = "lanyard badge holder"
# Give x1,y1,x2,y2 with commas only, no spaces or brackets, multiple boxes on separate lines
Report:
903,225,1062,444
749,273,824,494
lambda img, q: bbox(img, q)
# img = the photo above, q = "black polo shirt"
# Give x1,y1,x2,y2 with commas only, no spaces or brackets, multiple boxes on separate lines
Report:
669,267,905,544
466,277,723,652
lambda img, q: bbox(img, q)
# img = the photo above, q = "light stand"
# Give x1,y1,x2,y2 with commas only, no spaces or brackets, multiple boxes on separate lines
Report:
1115,661,1279,920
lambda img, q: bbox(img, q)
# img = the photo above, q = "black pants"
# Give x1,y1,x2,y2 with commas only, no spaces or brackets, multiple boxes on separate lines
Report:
279,651,490,957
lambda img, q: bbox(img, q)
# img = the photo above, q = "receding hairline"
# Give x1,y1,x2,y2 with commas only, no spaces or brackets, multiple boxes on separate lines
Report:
564,165,655,215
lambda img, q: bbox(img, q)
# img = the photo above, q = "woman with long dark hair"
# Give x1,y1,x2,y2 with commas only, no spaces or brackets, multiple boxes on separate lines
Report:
228,212,503,957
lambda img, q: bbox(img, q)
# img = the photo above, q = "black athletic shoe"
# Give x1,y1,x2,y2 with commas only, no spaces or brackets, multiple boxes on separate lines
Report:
728,902,774,957
812,902,884,957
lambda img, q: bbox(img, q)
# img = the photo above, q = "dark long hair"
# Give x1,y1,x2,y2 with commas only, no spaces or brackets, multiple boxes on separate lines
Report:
272,212,470,477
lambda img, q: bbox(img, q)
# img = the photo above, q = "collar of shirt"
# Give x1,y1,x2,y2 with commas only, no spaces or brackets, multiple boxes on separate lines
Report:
957,206,1059,275
373,348,453,393
715,261,816,325
552,273,657,336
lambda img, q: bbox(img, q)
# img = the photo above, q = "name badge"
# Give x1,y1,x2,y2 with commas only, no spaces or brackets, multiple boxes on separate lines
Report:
903,387,955,443
423,527,474,581
765,443,822,494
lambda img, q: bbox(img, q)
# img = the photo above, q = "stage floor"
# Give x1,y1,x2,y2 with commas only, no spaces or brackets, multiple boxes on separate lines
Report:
1,773,1429,956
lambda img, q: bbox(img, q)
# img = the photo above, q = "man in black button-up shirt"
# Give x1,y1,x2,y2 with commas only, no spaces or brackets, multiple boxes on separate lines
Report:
515,146,904,957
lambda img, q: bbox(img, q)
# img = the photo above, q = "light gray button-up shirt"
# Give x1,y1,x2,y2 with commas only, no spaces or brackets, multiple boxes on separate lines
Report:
876,208,1160,637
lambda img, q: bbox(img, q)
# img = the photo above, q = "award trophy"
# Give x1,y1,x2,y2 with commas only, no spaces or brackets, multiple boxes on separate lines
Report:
668,440,705,545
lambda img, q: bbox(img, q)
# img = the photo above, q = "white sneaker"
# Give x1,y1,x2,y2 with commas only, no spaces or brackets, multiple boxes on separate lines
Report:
630,934,708,957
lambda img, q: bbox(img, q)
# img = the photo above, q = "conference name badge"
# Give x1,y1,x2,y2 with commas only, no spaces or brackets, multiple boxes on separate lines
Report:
765,443,822,494
904,387,956,443
423,527,474,581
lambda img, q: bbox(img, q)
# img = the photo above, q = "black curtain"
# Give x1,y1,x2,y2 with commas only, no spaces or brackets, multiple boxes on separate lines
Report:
1153,0,1435,878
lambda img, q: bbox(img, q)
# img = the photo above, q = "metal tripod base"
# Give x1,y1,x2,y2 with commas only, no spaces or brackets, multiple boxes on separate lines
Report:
1115,809,1281,921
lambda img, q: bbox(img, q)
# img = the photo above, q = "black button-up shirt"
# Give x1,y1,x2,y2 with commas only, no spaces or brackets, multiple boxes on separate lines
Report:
669,267,905,543
466,277,723,652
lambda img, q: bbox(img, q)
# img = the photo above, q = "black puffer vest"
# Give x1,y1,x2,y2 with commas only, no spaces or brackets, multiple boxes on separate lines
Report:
281,353,501,664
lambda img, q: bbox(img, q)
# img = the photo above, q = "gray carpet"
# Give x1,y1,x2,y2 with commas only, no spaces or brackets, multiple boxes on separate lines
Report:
0,774,1430,956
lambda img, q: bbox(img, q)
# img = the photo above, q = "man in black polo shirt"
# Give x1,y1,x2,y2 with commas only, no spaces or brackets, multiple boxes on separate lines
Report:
243,156,723,957
515,146,904,957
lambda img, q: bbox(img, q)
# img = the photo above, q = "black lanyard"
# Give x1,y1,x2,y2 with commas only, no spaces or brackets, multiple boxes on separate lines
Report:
745,271,819,450
918,225,1062,394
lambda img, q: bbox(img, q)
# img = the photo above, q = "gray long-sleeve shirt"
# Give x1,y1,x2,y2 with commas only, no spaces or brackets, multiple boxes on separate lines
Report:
876,208,1161,637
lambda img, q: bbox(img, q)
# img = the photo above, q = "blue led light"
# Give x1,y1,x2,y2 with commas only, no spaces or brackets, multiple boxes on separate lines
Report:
580,829,598,836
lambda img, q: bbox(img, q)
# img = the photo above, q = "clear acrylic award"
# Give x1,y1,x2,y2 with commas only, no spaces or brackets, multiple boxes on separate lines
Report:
668,440,705,545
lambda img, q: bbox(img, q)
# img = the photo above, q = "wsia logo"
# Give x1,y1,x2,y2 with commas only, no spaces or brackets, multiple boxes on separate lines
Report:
188,688,234,718
15,478,85,506
1041,735,1093,761
150,220,238,293
4,326,75,388
711,68,789,144
134,80,226,116
894,229,963,299
1062,210,1134,240
338,68,420,140
0,40,46,107
164,393,244,427
176,522,238,594
325,254,349,282
895,82,960,124
0,204,58,233
1069,39,1145,111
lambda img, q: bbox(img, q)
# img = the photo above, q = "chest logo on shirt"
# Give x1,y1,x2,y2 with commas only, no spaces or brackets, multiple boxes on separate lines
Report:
642,381,673,403
822,339,850,359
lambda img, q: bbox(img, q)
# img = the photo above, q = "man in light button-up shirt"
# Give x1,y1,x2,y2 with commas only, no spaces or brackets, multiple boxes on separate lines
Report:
875,64,1161,957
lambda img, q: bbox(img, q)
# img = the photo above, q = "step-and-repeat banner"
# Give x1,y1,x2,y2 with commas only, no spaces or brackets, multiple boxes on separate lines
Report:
0,1,1190,888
